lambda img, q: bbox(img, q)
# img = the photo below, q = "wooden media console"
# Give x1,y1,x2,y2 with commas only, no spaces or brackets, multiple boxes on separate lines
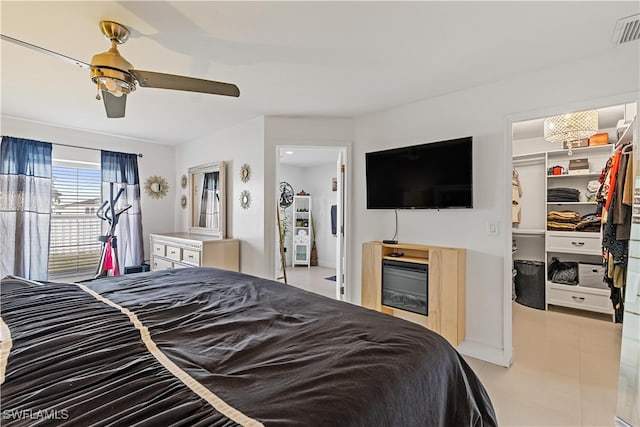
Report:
361,241,466,347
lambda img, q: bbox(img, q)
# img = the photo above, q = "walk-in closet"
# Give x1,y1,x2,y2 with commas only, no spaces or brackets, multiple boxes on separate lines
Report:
510,100,640,425
512,102,636,319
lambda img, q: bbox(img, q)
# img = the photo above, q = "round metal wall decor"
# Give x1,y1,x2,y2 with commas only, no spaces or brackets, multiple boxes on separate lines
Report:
240,163,251,183
240,190,252,209
144,175,169,199
180,195,187,209
279,181,294,208
181,174,188,189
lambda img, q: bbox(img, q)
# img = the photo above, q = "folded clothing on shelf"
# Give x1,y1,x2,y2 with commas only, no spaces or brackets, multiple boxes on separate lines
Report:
547,187,580,202
547,211,601,232
547,210,581,222
547,210,580,231
547,221,577,231
574,213,601,232
585,180,600,202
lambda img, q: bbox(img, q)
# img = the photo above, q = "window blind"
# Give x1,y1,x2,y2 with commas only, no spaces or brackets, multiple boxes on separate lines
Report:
48,163,102,278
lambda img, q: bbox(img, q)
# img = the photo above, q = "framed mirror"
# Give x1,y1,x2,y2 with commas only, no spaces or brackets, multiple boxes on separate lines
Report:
144,175,169,199
188,161,226,238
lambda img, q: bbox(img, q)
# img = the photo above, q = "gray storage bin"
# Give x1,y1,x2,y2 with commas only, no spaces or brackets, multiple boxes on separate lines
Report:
578,262,607,289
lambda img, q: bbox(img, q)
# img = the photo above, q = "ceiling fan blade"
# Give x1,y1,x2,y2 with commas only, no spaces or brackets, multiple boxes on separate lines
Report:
102,91,127,118
130,70,240,97
0,34,90,69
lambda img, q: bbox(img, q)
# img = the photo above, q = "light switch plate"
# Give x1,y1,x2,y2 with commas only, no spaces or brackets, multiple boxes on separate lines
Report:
487,221,499,236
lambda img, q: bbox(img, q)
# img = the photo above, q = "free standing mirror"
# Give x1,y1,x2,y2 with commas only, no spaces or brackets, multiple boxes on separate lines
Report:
189,161,226,238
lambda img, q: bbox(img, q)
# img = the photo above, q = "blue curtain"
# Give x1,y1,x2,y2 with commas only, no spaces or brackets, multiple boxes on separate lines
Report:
101,150,144,269
0,136,52,280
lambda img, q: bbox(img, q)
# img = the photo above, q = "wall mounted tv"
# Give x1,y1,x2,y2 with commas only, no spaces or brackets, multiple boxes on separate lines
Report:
366,136,473,209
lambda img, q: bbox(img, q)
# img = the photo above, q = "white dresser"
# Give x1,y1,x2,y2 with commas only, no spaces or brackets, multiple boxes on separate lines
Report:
150,232,240,272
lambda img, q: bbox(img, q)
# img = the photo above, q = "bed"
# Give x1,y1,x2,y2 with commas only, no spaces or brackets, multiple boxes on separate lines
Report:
1,267,496,426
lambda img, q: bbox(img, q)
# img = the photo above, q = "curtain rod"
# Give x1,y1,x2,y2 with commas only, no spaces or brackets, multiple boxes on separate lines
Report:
52,142,143,158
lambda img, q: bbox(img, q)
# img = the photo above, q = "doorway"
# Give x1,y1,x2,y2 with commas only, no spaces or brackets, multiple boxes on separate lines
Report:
501,100,636,422
275,146,347,300
504,96,637,356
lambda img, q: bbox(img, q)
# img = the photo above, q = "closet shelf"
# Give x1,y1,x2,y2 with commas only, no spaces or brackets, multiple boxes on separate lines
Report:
615,116,636,148
512,228,545,235
547,144,614,157
547,173,601,178
546,201,597,205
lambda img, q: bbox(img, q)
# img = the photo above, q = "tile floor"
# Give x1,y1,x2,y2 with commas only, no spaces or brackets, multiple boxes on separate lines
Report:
465,303,623,427
281,265,338,299
285,270,625,426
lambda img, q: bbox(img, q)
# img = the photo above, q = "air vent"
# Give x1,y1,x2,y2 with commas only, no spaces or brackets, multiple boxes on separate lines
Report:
613,13,640,44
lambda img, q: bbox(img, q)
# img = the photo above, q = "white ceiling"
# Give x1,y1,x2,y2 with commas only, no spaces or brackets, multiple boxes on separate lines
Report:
279,147,340,167
1,1,638,145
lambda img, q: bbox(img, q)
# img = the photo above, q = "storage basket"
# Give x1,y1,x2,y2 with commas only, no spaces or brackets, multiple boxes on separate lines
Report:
578,262,607,289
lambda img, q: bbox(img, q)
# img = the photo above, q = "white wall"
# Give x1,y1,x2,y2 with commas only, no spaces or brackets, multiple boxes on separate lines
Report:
176,116,350,279
353,44,639,365
304,163,338,268
1,117,176,260
174,116,266,276
264,117,353,280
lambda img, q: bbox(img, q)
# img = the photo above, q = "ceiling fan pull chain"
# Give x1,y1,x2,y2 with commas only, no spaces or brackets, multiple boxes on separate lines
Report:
96,84,101,101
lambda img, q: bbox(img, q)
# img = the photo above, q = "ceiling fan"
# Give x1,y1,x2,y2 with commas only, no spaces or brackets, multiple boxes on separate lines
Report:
0,21,240,118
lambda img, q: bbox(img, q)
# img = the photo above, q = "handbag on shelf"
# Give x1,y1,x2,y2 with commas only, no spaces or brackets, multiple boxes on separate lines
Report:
548,257,579,285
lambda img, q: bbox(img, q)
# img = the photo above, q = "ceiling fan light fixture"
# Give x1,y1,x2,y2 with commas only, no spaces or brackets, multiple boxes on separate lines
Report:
91,67,136,97
2,19,240,119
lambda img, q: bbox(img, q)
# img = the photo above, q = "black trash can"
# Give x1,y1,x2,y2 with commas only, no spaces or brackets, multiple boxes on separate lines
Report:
514,260,545,310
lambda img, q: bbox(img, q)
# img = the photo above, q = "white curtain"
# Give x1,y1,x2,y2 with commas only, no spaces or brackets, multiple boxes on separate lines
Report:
0,136,52,280
100,150,144,269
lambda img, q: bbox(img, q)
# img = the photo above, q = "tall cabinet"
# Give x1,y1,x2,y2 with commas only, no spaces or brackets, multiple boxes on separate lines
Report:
292,195,311,267
544,145,613,315
513,133,616,317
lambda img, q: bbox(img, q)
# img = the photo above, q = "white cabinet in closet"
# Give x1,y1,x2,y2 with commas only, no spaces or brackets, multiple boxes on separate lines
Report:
545,145,613,317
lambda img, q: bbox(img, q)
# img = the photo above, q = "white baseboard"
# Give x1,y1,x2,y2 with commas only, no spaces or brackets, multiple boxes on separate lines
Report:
317,258,336,269
457,340,511,367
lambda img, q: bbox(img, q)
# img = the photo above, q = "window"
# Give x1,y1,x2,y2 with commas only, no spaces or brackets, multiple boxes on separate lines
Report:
48,161,102,279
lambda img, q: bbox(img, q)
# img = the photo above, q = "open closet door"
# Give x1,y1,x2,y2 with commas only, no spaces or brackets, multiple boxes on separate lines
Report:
335,150,346,300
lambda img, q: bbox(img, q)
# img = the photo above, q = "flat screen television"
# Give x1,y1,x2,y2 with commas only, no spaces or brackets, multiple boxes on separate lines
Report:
366,136,473,209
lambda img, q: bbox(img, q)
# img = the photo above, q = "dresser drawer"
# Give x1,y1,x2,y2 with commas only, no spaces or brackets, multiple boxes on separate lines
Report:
182,249,200,265
547,232,601,255
153,257,173,270
165,245,181,261
172,262,191,269
548,286,611,313
152,243,165,256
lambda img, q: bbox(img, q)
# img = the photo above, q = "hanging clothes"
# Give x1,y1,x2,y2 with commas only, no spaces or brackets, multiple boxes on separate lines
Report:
512,169,523,224
614,146,633,240
605,147,623,213
596,155,613,218
601,144,634,322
